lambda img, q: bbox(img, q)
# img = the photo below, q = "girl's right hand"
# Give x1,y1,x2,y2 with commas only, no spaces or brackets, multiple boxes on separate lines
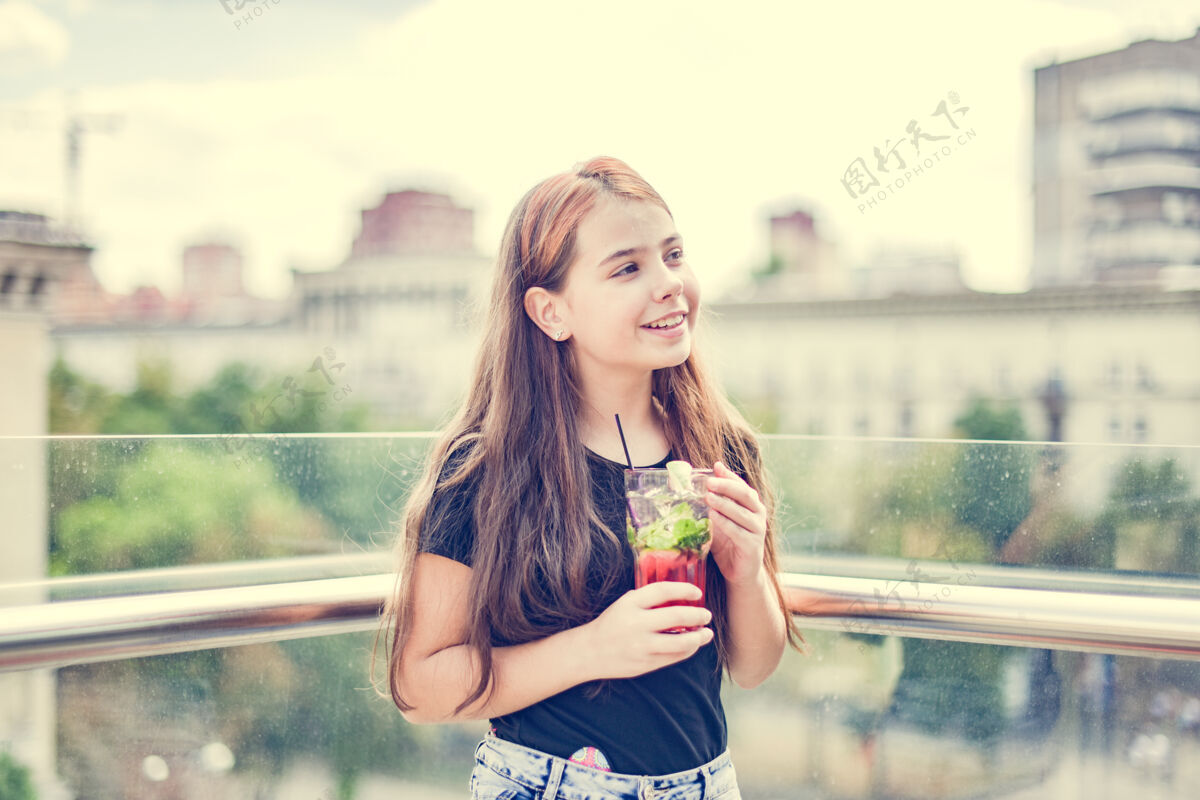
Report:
580,582,714,680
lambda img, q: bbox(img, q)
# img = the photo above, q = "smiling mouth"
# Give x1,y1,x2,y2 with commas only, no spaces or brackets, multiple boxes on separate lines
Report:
642,313,686,330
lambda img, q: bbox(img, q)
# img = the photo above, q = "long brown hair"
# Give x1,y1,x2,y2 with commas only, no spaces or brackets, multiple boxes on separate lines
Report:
381,156,802,714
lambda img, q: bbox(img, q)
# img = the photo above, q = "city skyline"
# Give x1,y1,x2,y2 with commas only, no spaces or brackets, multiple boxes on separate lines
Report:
1,0,1198,301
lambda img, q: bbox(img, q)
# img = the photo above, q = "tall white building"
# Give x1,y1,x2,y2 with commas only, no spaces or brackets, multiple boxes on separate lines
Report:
1033,27,1200,288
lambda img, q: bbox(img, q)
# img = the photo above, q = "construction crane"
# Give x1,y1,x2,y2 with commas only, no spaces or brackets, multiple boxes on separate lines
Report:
62,90,122,232
0,90,122,233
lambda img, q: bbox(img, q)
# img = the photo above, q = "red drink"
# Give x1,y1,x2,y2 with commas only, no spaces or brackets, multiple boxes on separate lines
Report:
626,464,712,633
634,549,707,607
635,549,708,633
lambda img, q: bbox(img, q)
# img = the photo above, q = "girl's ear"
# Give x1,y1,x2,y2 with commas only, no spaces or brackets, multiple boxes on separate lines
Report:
524,287,568,341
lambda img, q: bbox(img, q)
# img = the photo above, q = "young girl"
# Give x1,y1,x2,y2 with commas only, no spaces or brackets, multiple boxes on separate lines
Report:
381,156,802,799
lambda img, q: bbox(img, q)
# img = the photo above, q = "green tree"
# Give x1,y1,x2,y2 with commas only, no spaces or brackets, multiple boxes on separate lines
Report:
99,359,179,434
1109,458,1192,519
950,397,1034,551
890,640,1010,741
48,355,378,438
882,398,1035,744
279,636,419,798
752,252,785,279
52,441,330,574
48,355,114,434
45,355,417,796
1103,457,1200,574
0,752,36,800
176,362,263,435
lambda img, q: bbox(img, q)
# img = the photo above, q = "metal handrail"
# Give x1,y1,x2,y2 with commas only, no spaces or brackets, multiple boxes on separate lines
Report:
0,552,393,603
3,570,1200,672
0,574,392,672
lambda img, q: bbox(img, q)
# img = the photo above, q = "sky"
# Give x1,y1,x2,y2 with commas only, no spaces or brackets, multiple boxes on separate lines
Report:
1,0,1198,300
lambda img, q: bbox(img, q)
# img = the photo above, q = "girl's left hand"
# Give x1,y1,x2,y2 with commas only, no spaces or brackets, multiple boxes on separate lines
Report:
705,461,768,588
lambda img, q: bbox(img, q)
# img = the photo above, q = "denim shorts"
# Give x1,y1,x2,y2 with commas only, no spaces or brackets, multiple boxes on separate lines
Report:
469,733,741,800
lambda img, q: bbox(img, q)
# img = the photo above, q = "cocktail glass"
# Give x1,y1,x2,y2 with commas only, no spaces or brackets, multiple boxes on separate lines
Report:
624,465,712,631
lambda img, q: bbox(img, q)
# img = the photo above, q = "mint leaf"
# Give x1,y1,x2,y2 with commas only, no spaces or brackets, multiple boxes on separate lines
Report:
672,517,711,552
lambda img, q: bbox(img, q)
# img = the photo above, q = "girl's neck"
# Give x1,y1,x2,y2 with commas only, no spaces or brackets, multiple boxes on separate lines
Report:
576,372,669,467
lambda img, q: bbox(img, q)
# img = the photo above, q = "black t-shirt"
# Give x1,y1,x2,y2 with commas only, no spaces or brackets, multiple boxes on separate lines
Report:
418,448,726,775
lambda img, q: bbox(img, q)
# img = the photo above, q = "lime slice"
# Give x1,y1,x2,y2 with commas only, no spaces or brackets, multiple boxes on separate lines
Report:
665,459,693,493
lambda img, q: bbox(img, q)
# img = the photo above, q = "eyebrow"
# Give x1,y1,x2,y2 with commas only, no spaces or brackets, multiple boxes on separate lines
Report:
597,235,681,268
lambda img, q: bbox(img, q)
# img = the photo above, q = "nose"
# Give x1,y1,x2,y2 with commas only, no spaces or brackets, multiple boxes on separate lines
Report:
652,263,684,302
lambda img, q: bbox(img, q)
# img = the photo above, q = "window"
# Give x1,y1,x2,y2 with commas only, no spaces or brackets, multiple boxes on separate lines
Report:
1136,361,1155,391
1106,359,1122,391
1133,414,1148,443
996,363,1012,395
854,412,870,436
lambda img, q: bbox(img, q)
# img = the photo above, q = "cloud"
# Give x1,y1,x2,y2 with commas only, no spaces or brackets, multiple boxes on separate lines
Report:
0,1,70,73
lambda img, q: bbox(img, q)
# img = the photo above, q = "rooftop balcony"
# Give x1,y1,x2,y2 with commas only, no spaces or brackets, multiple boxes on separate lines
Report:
1089,162,1200,196
2,433,1200,799
1085,116,1200,160
1086,222,1200,267
1080,71,1200,122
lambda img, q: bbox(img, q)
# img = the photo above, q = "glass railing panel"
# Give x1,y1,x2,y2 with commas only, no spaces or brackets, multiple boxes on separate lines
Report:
5,433,1196,593
736,632,1200,799
50,632,486,799
2,434,430,599
3,433,1200,798
765,436,1200,582
41,632,1200,799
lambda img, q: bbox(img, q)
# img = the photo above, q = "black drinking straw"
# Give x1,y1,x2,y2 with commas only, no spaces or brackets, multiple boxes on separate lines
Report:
613,414,635,470
614,414,640,529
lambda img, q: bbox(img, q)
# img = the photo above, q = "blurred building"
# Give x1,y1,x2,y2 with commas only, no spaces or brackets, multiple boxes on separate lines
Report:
709,29,1200,446
724,206,967,302
0,211,71,797
1033,27,1200,288
52,318,304,397
749,208,848,298
183,242,244,299
51,189,489,427
849,244,966,298
349,189,475,258
174,242,288,325
51,237,290,394
0,210,108,324
290,189,490,425
708,286,1200,445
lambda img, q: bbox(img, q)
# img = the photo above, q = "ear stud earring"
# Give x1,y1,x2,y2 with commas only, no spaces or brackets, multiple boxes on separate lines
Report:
554,329,565,341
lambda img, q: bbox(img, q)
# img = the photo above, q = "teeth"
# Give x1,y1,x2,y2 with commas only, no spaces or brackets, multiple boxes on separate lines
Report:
646,314,684,329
